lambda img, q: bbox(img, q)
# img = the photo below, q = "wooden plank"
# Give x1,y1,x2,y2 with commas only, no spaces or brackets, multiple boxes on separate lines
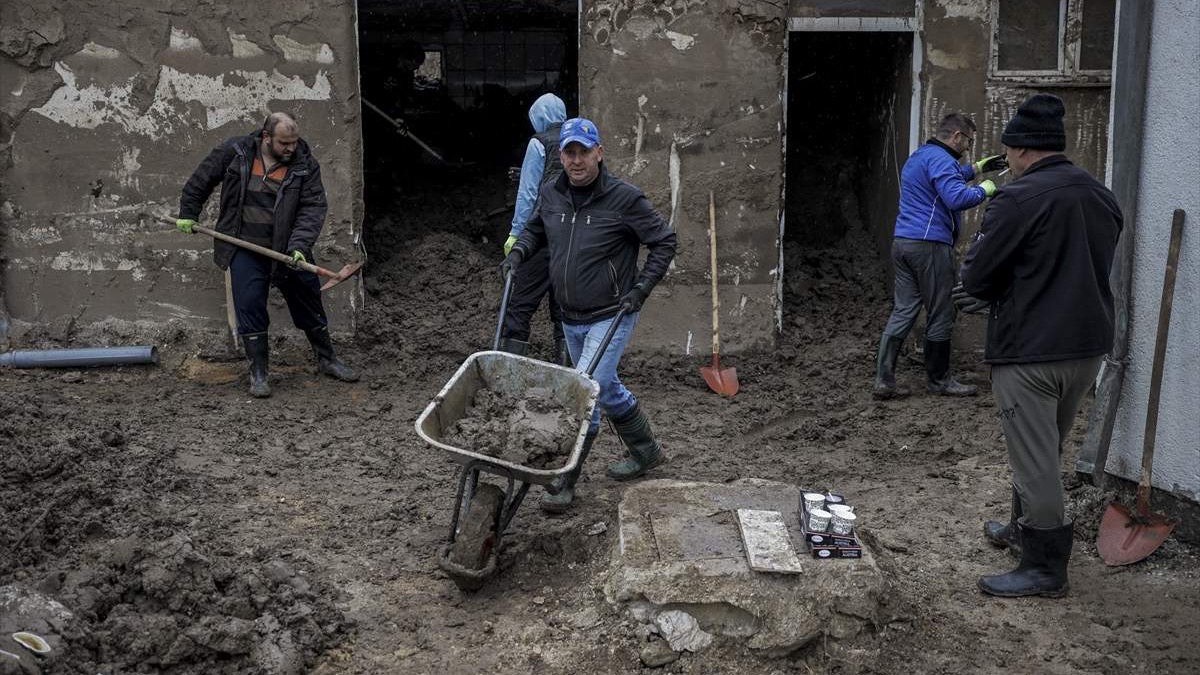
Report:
736,509,803,575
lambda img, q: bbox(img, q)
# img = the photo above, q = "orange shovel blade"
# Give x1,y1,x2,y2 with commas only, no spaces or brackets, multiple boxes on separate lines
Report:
701,361,739,397
1097,501,1177,566
319,261,365,291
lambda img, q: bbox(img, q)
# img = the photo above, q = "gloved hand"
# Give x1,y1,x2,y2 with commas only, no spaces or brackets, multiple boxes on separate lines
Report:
952,283,990,315
499,250,523,280
979,179,997,198
506,166,521,185
289,250,307,268
619,285,649,313
974,155,1008,174
504,234,519,256
176,218,196,234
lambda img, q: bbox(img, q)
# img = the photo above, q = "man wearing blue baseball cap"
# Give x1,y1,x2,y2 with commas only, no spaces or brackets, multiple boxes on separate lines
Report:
502,117,678,512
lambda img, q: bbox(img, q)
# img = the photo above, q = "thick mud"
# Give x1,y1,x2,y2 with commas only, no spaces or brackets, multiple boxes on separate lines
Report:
2,166,1198,674
443,387,580,470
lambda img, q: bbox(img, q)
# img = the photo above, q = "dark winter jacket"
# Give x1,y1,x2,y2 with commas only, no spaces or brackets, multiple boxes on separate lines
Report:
894,139,988,245
513,164,677,324
179,131,328,268
960,155,1123,364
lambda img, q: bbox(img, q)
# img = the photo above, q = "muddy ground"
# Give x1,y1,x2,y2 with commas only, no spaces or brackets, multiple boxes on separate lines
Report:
2,165,1198,674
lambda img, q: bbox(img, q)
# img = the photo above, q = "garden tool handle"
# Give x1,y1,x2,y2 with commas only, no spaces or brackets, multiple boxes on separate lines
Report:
583,308,629,378
492,269,515,351
709,192,721,357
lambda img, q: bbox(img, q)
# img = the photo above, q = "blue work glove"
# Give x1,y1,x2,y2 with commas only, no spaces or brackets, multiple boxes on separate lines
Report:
619,284,649,313
176,218,196,234
974,155,1008,174
952,284,990,315
979,179,997,198
499,250,523,280
289,250,307,268
504,234,519,256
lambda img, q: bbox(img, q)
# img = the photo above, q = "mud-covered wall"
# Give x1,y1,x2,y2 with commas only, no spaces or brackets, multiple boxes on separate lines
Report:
0,1,363,348
579,1,787,353
1107,0,1200,502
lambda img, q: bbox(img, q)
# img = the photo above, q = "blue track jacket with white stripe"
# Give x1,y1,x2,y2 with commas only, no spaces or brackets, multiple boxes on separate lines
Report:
893,139,987,245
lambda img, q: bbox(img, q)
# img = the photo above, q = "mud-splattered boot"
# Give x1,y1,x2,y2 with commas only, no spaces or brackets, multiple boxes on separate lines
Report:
873,334,910,400
984,486,1023,558
978,523,1072,598
540,430,597,513
306,326,359,382
925,339,977,396
242,332,271,399
498,337,529,356
607,404,665,481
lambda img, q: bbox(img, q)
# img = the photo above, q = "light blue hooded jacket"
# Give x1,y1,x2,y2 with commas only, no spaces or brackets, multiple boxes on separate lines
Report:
510,93,567,236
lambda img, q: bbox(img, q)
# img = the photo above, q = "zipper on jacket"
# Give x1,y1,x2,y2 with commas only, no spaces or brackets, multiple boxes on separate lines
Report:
563,211,577,306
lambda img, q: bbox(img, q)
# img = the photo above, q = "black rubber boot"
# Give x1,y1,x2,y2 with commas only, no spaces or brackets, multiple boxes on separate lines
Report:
925,339,977,396
305,326,359,382
498,337,529,356
540,430,597,513
978,522,1072,598
242,332,271,398
872,334,910,400
554,337,573,368
984,486,1023,558
607,404,665,481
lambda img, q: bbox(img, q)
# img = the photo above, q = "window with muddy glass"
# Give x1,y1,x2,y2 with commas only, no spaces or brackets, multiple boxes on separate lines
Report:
991,0,1115,80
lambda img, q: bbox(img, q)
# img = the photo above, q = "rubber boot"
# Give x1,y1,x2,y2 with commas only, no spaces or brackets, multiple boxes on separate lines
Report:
498,336,529,356
242,332,271,398
540,430,597,513
606,404,665,481
984,486,1023,558
873,334,910,400
555,337,573,368
925,339,977,396
305,326,359,382
978,522,1072,598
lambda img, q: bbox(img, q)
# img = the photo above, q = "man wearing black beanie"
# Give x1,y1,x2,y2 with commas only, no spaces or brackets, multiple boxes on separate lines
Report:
957,93,1123,598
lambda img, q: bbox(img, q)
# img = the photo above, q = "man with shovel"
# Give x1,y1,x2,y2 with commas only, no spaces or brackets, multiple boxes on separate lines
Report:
957,93,1122,598
176,112,358,398
502,117,677,513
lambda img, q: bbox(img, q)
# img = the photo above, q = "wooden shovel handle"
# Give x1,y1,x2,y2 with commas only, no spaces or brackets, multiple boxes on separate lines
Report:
1138,208,1185,514
709,192,720,357
190,223,337,279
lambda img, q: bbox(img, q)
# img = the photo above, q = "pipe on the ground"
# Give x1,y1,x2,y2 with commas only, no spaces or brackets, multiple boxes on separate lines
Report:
0,346,159,368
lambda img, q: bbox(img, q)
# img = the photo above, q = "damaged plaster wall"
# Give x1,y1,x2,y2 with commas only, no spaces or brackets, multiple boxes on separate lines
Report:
1107,0,1200,502
0,1,363,348
580,0,787,353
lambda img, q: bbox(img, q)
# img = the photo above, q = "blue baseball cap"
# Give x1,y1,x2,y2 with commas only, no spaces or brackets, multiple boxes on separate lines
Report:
560,117,601,148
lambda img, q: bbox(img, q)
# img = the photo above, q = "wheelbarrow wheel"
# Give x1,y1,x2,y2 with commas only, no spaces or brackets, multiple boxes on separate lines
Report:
440,482,505,591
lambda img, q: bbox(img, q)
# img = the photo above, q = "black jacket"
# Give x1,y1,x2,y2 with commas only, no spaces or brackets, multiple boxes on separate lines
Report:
960,155,1122,364
514,164,677,324
179,131,328,269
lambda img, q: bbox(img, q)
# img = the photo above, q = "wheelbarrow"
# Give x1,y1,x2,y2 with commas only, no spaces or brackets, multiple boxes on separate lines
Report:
415,272,626,591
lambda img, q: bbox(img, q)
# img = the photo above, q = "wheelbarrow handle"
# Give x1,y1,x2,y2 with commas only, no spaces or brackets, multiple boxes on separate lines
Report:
583,307,629,378
492,270,515,351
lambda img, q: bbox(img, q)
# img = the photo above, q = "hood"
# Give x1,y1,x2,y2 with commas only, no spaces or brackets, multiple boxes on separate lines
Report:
528,93,567,133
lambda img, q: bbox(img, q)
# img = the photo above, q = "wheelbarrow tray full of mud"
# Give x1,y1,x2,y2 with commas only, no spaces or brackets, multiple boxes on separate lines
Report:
416,349,599,590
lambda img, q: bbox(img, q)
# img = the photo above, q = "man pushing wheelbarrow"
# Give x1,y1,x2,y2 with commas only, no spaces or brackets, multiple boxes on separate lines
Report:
501,117,678,512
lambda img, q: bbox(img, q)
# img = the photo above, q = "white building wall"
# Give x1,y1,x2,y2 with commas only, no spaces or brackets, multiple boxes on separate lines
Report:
1107,0,1200,501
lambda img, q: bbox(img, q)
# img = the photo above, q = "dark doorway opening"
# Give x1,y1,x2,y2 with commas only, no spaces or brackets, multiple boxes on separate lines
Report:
781,31,912,328
357,1,578,260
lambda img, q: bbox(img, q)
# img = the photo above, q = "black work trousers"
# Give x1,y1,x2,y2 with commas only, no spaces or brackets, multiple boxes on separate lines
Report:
503,247,564,343
229,249,328,335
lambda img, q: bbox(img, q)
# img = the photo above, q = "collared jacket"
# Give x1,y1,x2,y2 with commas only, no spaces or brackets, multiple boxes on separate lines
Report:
960,155,1123,364
893,139,987,245
511,93,567,236
179,131,328,269
513,164,677,324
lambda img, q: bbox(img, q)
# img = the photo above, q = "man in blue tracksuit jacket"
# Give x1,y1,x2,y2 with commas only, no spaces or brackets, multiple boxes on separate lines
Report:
499,93,570,364
873,112,1006,399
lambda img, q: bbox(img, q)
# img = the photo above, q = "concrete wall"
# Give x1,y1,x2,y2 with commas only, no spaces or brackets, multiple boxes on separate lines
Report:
579,1,787,353
1106,0,1200,502
0,1,363,349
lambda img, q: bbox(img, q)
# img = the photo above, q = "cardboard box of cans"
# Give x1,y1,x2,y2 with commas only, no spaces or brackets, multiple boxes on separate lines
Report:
800,490,863,559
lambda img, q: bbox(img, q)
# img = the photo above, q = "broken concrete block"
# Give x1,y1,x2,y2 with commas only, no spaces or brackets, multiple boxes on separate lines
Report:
655,609,713,653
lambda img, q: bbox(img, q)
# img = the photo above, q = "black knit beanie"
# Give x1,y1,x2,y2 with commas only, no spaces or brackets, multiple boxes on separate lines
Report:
1001,93,1066,151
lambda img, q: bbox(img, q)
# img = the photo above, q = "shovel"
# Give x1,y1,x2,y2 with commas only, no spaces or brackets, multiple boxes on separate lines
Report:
700,191,739,397
165,217,363,291
1097,208,1185,566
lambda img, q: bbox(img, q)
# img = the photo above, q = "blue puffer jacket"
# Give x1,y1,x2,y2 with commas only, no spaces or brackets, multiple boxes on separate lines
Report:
893,139,987,245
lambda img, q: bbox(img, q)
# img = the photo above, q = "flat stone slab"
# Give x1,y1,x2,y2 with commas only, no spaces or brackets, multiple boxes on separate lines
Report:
605,478,890,656
736,509,804,574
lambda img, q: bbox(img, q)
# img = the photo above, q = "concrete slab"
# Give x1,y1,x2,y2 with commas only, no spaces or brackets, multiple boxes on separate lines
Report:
606,479,890,656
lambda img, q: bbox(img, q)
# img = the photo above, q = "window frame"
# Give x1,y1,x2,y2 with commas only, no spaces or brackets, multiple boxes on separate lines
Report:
988,0,1113,86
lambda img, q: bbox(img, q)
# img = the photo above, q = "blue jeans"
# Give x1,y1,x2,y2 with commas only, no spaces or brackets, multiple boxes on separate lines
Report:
563,312,639,433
